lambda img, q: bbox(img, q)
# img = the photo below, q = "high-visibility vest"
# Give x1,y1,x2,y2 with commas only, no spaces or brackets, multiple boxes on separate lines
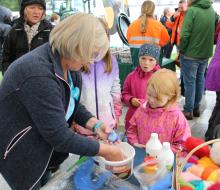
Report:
127,17,170,48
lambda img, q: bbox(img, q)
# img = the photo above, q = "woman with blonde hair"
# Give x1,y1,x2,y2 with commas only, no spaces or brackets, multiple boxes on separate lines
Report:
127,0,170,67
127,69,191,152
0,13,124,190
2,0,53,74
73,18,122,138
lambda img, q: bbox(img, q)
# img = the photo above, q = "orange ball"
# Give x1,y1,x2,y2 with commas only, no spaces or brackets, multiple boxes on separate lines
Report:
201,167,216,180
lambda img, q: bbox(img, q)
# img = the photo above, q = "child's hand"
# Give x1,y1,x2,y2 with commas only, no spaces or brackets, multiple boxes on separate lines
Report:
131,98,141,107
134,143,146,149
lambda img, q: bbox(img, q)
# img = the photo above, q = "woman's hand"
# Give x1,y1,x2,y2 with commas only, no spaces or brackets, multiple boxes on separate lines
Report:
95,123,112,140
98,143,125,162
131,98,141,107
86,117,112,140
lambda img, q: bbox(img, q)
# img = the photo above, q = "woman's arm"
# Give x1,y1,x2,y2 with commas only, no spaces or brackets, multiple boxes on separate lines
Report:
97,143,125,161
18,76,100,156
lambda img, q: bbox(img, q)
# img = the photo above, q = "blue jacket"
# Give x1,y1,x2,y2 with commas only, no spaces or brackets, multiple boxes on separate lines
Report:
0,43,100,190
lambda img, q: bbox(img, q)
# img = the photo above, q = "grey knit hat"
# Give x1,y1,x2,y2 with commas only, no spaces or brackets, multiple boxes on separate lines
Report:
138,43,161,63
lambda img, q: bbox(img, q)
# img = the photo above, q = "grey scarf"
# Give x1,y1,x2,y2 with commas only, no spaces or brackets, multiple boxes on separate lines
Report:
24,22,40,45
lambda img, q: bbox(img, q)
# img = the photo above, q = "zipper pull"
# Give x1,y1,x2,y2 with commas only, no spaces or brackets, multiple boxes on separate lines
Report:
3,151,8,160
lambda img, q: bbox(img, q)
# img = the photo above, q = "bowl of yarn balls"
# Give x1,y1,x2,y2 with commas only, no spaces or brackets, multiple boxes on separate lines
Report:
179,137,220,190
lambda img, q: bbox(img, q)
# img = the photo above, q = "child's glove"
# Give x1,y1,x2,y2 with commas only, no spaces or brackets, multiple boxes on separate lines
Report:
73,158,112,190
149,172,174,190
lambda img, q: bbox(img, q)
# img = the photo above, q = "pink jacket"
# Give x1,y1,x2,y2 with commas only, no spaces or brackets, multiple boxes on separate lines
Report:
122,65,160,130
127,103,191,153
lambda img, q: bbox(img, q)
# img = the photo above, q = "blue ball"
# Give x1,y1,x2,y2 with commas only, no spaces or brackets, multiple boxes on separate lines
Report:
108,131,118,142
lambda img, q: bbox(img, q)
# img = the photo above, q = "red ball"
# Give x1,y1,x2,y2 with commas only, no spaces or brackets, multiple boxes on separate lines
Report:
207,183,220,190
184,137,210,158
180,186,193,190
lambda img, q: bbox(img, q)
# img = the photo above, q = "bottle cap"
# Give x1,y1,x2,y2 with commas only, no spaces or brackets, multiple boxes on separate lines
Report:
163,142,171,149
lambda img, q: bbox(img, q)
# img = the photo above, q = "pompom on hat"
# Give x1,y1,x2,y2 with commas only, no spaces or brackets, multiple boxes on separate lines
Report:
138,43,161,63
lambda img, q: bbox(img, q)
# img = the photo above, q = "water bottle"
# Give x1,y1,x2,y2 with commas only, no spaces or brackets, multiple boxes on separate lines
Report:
157,142,174,171
145,133,162,157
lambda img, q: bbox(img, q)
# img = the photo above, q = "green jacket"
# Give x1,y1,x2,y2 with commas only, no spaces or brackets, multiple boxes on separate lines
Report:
179,0,215,59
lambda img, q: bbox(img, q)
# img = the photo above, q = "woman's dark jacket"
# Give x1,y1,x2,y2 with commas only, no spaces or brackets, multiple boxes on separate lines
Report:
2,18,53,74
0,43,100,190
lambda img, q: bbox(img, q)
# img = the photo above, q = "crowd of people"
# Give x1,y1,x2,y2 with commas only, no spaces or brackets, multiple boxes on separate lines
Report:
0,0,219,189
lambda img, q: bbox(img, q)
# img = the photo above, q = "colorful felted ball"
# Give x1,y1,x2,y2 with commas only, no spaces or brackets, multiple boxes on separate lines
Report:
179,179,195,190
207,183,220,190
207,170,220,183
197,157,219,169
210,142,220,165
184,137,210,158
188,155,199,164
190,180,205,190
187,165,204,178
201,167,217,180
181,171,201,182
180,187,194,190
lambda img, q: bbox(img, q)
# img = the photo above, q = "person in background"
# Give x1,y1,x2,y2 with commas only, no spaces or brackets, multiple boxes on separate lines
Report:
205,31,220,141
122,43,160,131
160,7,174,58
50,12,60,26
126,0,169,67
72,18,122,138
0,13,124,190
0,6,12,71
166,0,188,96
166,0,187,51
2,0,53,74
180,0,215,120
127,69,191,153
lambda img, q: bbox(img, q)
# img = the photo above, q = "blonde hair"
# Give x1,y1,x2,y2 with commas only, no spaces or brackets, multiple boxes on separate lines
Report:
140,0,155,33
49,13,109,64
81,17,112,73
147,69,180,107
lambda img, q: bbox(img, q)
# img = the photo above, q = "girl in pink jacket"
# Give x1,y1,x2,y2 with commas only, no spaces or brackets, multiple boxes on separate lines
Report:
122,43,160,131
127,69,191,153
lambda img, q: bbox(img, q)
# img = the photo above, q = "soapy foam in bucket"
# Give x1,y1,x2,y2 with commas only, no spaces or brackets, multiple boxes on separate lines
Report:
99,142,135,179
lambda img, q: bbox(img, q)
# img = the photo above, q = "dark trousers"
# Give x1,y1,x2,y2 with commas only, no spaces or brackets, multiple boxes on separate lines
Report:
180,74,185,97
205,92,220,140
162,42,173,59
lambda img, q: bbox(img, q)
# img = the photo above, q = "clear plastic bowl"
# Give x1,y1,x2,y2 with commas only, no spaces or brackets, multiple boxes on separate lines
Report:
134,158,167,188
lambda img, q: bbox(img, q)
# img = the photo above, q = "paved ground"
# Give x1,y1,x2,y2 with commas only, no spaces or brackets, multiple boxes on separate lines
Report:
0,90,216,189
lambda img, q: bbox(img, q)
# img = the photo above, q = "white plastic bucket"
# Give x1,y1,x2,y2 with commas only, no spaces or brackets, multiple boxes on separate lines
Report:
97,142,135,179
